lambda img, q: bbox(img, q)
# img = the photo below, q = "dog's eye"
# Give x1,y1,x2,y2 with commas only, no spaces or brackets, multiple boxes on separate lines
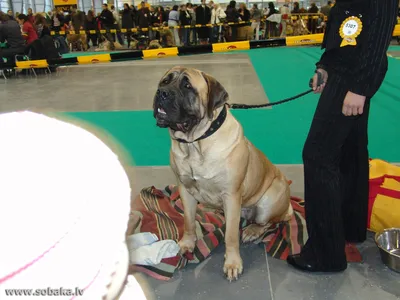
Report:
162,79,169,84
185,83,192,89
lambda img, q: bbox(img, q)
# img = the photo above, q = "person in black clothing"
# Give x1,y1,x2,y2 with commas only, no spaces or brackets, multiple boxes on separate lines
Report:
195,0,211,44
265,2,279,37
137,2,150,29
225,0,239,41
287,0,399,273
238,3,250,23
85,10,98,48
0,12,25,60
291,2,300,13
129,4,138,27
99,3,115,50
307,3,319,33
122,3,135,48
180,4,192,46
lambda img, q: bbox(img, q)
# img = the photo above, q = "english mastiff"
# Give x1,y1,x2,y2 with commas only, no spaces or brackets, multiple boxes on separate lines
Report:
153,67,293,281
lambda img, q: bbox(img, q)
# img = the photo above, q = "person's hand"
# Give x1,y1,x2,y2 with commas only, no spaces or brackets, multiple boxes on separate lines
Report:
342,91,366,116
312,68,328,94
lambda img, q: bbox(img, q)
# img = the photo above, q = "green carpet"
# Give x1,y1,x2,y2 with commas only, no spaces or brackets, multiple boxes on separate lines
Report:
65,47,400,166
62,51,124,58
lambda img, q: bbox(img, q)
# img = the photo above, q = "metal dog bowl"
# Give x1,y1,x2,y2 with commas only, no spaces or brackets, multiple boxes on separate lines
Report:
375,228,400,273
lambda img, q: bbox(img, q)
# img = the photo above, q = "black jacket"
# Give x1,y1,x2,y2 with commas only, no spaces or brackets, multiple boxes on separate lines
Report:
122,8,135,29
180,10,192,26
226,7,239,22
318,0,398,97
195,5,211,25
0,20,25,49
100,9,114,26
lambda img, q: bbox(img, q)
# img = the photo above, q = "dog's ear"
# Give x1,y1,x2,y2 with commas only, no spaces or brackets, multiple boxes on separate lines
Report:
202,72,228,119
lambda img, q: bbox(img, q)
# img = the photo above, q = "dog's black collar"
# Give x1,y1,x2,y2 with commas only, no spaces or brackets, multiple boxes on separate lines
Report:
176,105,227,144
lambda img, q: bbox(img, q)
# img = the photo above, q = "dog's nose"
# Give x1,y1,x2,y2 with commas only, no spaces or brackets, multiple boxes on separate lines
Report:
157,89,169,100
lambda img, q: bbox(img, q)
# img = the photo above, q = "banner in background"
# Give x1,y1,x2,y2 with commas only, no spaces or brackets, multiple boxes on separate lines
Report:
54,0,78,7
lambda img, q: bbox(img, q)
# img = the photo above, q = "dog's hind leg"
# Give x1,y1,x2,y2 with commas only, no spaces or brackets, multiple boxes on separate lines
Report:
242,177,292,243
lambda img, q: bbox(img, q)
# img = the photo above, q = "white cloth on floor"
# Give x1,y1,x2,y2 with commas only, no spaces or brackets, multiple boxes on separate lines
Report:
127,232,180,266
127,232,159,249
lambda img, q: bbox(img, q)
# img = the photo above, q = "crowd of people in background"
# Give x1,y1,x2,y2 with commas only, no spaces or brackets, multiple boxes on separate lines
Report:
0,0,341,58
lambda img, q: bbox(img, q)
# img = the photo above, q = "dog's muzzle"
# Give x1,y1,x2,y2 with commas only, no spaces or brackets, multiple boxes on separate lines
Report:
154,89,172,128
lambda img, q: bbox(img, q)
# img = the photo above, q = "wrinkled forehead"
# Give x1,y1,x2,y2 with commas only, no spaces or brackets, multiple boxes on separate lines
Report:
160,67,208,90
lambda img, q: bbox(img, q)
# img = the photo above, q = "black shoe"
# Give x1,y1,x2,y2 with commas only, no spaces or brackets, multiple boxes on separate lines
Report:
287,254,347,273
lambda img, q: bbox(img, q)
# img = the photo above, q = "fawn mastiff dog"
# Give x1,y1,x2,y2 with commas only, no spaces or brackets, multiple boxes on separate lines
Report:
153,67,293,281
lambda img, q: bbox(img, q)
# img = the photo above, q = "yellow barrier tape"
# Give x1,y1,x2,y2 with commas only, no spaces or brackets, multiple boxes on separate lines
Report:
286,33,324,46
77,54,111,64
49,21,252,36
15,60,49,69
142,47,178,58
212,41,250,52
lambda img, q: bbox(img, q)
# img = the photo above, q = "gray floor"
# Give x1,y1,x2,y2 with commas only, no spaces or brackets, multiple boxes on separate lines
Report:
134,234,400,300
1,53,399,300
130,165,400,300
0,54,268,113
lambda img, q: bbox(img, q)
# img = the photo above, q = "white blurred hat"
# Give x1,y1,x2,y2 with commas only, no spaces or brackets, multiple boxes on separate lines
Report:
0,111,146,299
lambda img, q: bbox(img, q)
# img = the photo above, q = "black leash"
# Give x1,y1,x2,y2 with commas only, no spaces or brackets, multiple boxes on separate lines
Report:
228,71,324,110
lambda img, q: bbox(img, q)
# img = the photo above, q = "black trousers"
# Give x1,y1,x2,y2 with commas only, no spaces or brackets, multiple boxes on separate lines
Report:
301,71,371,268
87,34,98,47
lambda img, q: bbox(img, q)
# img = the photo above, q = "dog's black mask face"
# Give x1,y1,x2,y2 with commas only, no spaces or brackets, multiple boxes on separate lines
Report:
153,70,201,133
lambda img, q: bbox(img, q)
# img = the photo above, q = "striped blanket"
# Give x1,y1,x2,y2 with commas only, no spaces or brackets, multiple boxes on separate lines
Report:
128,185,361,280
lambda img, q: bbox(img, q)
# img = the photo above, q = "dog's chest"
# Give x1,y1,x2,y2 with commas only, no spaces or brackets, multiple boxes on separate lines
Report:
173,151,225,207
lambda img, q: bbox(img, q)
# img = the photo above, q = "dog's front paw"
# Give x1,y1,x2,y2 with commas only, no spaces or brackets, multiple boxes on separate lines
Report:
223,252,243,282
178,235,196,255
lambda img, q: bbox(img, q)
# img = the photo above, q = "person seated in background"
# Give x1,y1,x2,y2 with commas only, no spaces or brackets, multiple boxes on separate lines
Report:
17,14,38,45
34,14,51,38
0,12,25,60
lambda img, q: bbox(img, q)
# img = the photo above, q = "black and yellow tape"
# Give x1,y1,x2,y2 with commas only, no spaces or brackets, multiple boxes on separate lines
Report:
50,21,251,36
3,24,400,70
